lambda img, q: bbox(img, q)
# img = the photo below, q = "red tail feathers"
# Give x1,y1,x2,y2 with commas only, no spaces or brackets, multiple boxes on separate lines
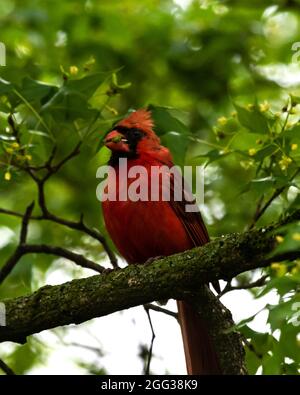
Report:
177,300,221,374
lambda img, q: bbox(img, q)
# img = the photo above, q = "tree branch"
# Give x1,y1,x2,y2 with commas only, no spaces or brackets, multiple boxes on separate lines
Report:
218,275,269,298
0,202,106,284
143,304,178,320
0,206,118,269
249,168,300,229
188,286,247,375
40,212,118,268
0,203,35,284
0,208,24,219
0,244,105,285
19,202,34,244
143,306,155,375
0,222,297,345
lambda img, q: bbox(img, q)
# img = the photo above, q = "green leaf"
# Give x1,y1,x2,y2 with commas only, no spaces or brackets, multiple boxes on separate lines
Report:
111,72,131,90
283,362,300,374
287,193,300,213
257,275,300,297
194,148,231,165
161,131,188,166
0,79,17,108
41,73,108,122
262,353,282,375
245,174,294,197
245,347,261,375
234,103,275,134
0,134,16,142
221,117,239,133
267,296,300,331
97,146,112,166
20,77,58,104
278,323,300,363
7,339,43,374
0,78,13,94
240,325,279,373
226,312,261,332
247,176,275,195
290,94,300,107
148,105,188,137
271,222,300,256
252,144,278,160
66,72,110,98
240,326,274,355
149,105,189,165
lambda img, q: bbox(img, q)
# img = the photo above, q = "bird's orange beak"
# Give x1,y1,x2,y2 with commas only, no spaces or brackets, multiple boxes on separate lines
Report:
104,130,130,153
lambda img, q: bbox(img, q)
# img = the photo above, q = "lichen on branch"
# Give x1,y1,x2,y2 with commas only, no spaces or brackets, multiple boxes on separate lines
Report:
1,219,297,345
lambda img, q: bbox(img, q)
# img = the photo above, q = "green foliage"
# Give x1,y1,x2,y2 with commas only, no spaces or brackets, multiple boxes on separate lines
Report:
150,105,189,166
5,338,44,374
234,103,276,134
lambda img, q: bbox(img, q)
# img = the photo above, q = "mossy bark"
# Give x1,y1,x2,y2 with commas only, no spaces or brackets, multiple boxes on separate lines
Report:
0,224,295,374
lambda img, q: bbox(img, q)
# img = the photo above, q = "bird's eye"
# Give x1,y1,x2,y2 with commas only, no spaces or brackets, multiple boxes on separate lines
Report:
130,128,145,138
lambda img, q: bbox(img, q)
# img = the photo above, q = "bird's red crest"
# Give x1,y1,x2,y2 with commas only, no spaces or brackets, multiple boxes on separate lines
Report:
117,109,154,134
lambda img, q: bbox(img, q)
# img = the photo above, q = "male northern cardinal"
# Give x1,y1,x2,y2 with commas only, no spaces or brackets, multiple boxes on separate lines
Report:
102,109,220,374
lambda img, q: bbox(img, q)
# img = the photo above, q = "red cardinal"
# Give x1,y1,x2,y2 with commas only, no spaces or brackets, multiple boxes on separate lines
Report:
102,109,220,374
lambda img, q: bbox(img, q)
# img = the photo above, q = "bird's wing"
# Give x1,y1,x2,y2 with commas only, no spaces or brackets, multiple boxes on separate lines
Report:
159,164,210,246
166,166,221,293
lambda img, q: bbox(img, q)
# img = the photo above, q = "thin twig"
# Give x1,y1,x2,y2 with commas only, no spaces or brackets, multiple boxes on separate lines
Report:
0,206,118,269
51,214,118,268
62,342,103,357
0,250,23,285
1,141,118,269
143,303,178,320
250,195,264,227
0,202,35,284
0,208,24,218
218,280,232,297
143,306,156,375
249,168,300,229
249,187,286,229
0,201,106,284
23,146,58,171
31,143,117,268
43,142,81,182
22,245,105,273
45,145,57,168
241,335,263,360
43,212,118,268
7,114,21,145
249,103,298,230
20,202,34,244
12,88,54,139
0,358,16,375
218,275,269,298
0,244,105,285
